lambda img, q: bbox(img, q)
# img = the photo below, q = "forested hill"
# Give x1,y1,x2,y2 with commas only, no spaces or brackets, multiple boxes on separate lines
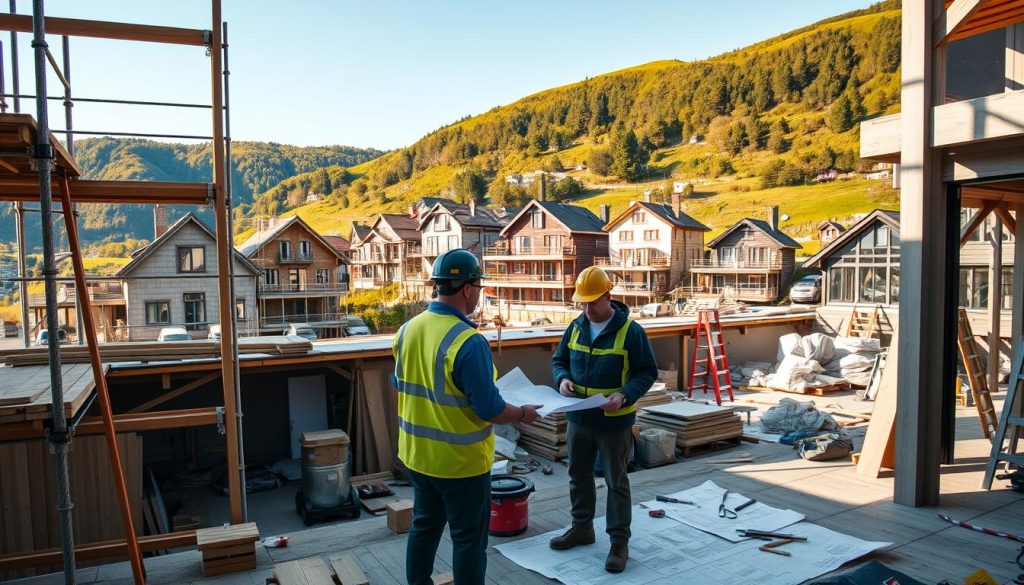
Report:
0,139,384,247
247,0,901,237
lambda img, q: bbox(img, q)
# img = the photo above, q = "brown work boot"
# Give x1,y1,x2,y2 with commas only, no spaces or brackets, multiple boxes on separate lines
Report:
548,526,595,550
605,543,628,573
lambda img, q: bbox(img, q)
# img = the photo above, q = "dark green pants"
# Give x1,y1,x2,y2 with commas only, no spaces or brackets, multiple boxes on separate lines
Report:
406,469,490,585
566,422,632,545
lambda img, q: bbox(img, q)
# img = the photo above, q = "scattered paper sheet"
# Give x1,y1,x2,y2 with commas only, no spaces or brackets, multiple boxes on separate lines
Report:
496,367,608,418
639,479,805,542
495,509,891,585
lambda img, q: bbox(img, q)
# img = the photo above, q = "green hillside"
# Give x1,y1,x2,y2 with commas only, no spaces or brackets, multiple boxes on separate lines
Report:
248,1,902,248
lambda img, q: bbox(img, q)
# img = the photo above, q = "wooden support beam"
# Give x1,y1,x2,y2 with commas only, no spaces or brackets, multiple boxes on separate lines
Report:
934,0,986,46
4,408,221,439
994,201,1017,234
0,530,197,571
161,373,171,390
0,179,211,205
323,362,353,380
961,200,996,247
126,372,220,414
0,13,207,46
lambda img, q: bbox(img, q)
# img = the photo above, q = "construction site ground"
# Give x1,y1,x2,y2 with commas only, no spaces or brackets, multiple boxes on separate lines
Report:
8,387,1023,585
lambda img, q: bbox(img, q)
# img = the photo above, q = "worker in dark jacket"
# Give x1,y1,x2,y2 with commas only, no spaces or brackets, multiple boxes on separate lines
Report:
549,266,658,573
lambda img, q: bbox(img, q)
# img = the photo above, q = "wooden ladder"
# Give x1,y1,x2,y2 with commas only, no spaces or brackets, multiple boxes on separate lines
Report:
687,309,733,405
955,308,1000,439
844,304,880,339
982,341,1024,489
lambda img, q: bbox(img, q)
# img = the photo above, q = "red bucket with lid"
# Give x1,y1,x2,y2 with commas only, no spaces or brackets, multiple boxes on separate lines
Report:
489,474,534,537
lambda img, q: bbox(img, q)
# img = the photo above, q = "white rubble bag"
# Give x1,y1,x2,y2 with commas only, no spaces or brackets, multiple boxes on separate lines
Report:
638,428,676,467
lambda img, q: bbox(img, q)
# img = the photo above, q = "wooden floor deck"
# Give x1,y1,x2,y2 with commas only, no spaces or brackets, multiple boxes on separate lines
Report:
7,396,1024,585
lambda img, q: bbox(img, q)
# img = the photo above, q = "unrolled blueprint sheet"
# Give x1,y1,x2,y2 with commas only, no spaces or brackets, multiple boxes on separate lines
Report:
494,510,891,585
640,479,805,542
496,367,608,418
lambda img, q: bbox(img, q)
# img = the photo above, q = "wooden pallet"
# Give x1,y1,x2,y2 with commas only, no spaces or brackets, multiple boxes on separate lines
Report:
680,436,743,458
271,554,370,585
740,382,851,396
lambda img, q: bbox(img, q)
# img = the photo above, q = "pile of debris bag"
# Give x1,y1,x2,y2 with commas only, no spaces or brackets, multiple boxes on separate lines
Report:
760,398,853,461
743,333,882,391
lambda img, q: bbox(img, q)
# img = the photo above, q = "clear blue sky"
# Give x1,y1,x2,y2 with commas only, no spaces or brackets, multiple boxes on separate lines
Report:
15,0,877,151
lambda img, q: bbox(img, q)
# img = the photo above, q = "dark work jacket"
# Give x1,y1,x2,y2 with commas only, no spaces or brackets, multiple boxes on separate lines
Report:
551,300,658,431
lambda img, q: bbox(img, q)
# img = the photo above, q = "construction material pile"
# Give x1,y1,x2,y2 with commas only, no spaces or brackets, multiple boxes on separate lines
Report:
637,400,742,453
0,335,314,366
760,398,839,435
746,333,882,392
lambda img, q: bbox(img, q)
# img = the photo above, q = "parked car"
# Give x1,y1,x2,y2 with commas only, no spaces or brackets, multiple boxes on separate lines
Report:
285,323,318,341
790,274,823,304
342,316,371,337
639,303,674,318
157,327,191,342
208,324,221,341
34,328,67,346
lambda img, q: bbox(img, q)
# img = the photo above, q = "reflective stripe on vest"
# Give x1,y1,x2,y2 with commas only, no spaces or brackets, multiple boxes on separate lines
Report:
393,311,495,478
567,318,636,417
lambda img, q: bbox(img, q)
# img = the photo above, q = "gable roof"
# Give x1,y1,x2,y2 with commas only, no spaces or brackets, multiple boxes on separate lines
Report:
605,201,710,232
419,200,507,230
817,220,847,232
804,209,900,269
321,234,350,254
370,213,421,242
350,222,371,245
706,218,803,250
117,212,261,276
236,215,348,263
500,199,606,236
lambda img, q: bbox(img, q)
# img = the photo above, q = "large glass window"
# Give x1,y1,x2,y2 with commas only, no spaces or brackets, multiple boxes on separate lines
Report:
177,246,206,273
183,293,206,328
829,266,855,303
959,267,989,309
859,267,886,303
145,301,170,325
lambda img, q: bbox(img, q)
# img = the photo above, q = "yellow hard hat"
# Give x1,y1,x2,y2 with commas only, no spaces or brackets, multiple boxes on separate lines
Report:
572,266,613,303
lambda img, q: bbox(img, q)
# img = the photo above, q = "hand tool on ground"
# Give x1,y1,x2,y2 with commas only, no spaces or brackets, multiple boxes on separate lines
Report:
656,495,695,505
758,538,796,556
737,529,807,541
718,489,737,519
734,498,756,512
648,509,666,518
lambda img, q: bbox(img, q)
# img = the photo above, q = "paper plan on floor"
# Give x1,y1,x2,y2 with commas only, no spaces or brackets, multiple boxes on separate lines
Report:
496,367,608,417
639,479,805,541
494,511,892,585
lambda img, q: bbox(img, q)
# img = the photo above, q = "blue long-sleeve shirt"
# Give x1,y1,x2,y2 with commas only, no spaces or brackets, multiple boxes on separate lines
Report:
393,302,506,421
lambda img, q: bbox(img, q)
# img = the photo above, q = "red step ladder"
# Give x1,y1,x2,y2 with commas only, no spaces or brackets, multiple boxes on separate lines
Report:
687,309,734,405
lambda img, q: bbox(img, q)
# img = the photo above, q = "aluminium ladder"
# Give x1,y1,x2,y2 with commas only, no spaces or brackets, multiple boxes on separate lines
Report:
687,309,733,406
982,341,1024,489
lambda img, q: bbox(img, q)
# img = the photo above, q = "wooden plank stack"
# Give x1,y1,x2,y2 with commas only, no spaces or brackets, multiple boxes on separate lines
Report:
515,413,568,460
0,433,143,580
0,335,313,367
636,383,672,409
195,522,259,577
0,363,102,423
271,554,369,585
349,366,399,475
637,401,742,455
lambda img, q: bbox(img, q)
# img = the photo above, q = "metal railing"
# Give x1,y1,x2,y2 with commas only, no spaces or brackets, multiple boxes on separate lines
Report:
278,251,313,263
27,282,125,306
485,273,574,284
259,282,349,294
259,312,349,328
611,282,669,293
678,285,779,300
484,243,576,257
595,256,671,268
689,258,782,270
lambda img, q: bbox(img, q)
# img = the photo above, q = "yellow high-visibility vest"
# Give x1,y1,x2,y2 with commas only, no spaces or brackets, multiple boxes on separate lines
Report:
393,311,494,478
567,318,636,417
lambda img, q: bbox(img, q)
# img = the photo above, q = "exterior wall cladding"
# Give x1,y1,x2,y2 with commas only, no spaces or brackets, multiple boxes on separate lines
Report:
124,221,258,341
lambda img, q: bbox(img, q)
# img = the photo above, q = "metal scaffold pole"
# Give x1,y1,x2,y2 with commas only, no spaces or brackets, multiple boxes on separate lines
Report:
29,1,75,582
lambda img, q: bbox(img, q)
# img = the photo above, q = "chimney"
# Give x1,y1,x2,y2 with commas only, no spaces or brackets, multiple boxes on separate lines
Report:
408,204,417,219
153,205,169,239
599,204,610,224
538,173,546,202
768,205,780,231
643,189,651,203
672,190,682,217
469,199,476,217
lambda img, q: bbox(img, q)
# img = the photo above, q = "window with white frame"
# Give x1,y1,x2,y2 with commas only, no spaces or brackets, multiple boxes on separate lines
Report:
619,231,633,242
531,210,545,229
145,301,170,325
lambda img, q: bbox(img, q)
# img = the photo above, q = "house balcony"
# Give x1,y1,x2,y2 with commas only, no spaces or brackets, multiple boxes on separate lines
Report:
353,276,388,287
678,284,780,302
610,282,669,295
689,258,782,271
406,243,424,257
260,312,348,329
278,251,314,264
405,270,432,281
484,273,574,286
259,282,349,296
595,256,671,270
28,282,125,308
484,242,576,259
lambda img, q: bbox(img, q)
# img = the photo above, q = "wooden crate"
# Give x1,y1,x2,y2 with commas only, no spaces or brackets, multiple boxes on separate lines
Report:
195,522,259,577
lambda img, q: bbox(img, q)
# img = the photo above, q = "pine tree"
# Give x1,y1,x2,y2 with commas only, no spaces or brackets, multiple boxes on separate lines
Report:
826,93,854,133
609,129,644,182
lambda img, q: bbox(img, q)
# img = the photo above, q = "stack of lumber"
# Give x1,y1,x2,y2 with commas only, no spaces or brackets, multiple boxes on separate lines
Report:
348,366,399,475
0,433,143,580
272,554,369,585
0,335,313,367
637,401,742,454
636,383,672,409
195,522,259,577
0,363,101,423
515,413,568,460
678,295,746,316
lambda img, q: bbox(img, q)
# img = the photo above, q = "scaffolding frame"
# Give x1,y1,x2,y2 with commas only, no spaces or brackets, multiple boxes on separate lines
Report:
0,2,242,583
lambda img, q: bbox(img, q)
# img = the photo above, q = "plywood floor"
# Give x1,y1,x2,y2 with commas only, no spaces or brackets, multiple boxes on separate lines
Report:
8,394,1024,585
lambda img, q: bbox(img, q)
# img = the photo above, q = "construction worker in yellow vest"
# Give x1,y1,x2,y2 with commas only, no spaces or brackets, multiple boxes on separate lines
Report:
393,248,542,585
549,266,657,573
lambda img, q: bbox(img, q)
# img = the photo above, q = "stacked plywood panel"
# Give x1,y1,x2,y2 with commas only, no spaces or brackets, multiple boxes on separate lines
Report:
195,522,259,576
515,414,568,460
637,401,741,452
